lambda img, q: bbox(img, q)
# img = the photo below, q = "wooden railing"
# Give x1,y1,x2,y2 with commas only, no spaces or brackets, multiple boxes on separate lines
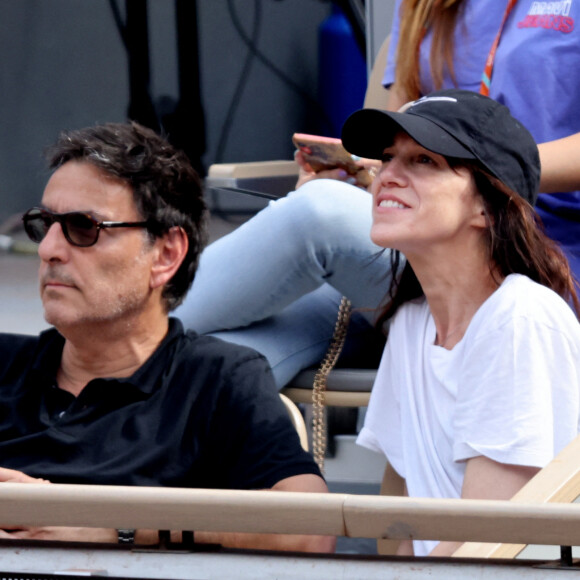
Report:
1,483,579,549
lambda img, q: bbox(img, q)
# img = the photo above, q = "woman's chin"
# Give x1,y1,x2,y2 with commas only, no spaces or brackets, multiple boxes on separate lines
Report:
370,226,398,250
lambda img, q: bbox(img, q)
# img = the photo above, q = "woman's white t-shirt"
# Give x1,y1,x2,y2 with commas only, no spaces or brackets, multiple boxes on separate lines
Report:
357,274,580,556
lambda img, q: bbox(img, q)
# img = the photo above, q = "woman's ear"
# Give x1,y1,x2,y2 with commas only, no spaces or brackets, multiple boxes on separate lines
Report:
149,227,189,290
472,195,492,229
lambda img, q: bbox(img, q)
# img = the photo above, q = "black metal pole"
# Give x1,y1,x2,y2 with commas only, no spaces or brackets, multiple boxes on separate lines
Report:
125,0,160,131
160,0,206,176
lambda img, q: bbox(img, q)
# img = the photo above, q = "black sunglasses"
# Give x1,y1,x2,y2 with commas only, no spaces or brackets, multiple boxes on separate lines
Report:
22,207,150,248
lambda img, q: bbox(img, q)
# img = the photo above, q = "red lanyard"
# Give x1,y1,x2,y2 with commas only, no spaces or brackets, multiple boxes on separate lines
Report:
480,0,518,96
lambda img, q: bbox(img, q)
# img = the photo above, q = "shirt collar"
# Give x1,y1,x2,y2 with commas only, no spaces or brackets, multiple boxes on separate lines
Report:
29,318,186,396
122,317,185,394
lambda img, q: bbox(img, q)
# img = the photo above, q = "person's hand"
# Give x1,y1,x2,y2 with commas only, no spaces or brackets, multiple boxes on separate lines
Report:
351,155,381,188
0,470,158,545
0,525,117,543
294,150,379,190
0,468,100,541
0,467,50,484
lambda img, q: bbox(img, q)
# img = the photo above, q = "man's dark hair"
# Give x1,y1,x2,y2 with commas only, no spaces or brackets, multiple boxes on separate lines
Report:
45,121,208,312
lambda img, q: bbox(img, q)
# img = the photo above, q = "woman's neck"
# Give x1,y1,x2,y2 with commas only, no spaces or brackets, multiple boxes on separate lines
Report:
411,252,503,350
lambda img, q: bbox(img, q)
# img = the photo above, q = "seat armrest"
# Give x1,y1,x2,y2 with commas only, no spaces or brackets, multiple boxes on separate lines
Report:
208,160,299,179
207,160,299,199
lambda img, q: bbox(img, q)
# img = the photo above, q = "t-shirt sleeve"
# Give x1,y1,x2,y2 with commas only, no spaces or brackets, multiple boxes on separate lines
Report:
382,0,403,88
453,316,580,468
208,353,321,490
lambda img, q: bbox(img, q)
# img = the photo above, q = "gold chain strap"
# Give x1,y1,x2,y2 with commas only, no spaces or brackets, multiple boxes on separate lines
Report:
312,296,352,473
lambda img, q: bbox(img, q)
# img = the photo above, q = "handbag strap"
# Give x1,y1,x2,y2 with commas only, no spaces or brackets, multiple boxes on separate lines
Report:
312,296,352,472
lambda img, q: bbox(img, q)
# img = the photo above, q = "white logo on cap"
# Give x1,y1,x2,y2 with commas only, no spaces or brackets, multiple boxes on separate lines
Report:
399,96,458,113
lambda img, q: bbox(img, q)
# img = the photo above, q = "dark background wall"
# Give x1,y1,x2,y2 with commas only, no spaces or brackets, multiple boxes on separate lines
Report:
0,0,340,224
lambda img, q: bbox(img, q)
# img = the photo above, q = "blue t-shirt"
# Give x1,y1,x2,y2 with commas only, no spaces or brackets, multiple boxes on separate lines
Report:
384,0,580,276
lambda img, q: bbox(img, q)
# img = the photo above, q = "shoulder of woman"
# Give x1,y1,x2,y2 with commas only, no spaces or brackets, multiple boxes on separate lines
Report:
472,274,579,344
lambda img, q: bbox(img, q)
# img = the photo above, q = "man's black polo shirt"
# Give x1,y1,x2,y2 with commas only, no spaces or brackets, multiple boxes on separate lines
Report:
0,318,320,489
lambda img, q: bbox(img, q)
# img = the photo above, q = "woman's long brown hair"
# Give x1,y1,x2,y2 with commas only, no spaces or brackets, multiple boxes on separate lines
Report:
376,163,580,329
395,0,465,100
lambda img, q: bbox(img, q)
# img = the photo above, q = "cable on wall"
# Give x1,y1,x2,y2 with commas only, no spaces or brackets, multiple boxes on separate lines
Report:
224,0,335,144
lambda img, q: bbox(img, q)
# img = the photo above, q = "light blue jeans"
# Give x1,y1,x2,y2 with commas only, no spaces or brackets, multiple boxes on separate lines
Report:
175,179,394,387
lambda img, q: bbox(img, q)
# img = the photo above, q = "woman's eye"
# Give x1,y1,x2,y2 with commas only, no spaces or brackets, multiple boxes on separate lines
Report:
381,153,394,163
417,154,435,165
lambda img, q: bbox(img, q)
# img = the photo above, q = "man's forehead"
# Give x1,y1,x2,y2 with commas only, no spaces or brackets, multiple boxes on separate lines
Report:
47,159,124,185
42,160,136,216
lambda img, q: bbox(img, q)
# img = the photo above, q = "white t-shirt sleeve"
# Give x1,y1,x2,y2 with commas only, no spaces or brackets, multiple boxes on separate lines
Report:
453,288,580,468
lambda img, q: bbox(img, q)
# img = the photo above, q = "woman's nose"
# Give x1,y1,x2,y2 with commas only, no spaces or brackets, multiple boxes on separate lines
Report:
378,158,406,187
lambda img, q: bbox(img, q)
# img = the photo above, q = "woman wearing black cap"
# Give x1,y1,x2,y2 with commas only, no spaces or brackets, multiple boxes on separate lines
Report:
175,0,580,392
345,89,580,557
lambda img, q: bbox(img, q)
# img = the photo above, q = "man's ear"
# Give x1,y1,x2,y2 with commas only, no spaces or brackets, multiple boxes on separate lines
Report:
149,227,189,290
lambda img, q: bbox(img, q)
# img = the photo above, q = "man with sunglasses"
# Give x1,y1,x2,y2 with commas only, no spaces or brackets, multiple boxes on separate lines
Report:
0,122,332,552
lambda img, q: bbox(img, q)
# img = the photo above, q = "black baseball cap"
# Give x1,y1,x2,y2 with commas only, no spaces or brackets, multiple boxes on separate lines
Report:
341,89,540,205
